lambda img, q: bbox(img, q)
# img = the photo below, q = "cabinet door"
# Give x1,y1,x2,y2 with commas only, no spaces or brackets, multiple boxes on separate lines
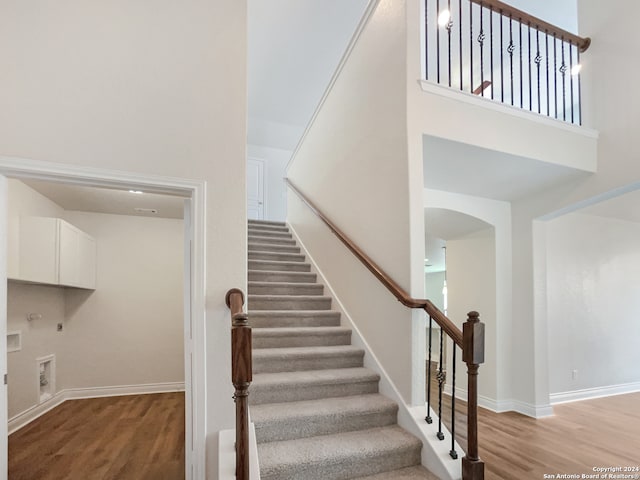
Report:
58,220,80,287
18,217,59,285
77,232,96,289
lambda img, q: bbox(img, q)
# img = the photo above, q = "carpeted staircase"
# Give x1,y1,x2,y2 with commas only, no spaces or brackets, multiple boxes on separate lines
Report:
247,219,438,480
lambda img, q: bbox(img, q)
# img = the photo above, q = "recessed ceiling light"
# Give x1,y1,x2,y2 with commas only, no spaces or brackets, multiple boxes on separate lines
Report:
129,190,144,194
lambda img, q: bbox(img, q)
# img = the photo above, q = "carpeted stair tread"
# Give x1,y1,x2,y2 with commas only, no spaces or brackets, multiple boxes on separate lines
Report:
247,229,292,239
246,224,290,233
249,310,341,328
248,219,286,227
353,466,439,480
249,269,317,283
250,367,379,405
246,234,297,245
249,242,301,253
253,345,364,373
252,394,398,443
248,281,323,296
248,259,311,272
252,326,351,348
248,294,331,310
257,425,422,480
248,251,306,263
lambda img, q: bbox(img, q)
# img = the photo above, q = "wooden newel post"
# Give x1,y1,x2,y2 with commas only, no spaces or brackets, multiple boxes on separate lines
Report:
225,288,252,480
462,311,485,480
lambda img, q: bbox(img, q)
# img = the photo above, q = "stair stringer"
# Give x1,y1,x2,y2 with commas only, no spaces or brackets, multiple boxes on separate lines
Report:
288,222,463,480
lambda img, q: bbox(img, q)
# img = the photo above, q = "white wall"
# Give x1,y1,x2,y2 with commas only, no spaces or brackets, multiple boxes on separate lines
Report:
287,0,418,402
247,144,290,222
447,228,497,403
62,211,184,391
546,212,640,396
424,271,445,312
0,2,246,476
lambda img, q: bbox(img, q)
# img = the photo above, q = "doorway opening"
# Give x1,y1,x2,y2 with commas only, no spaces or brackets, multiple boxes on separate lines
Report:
0,158,206,480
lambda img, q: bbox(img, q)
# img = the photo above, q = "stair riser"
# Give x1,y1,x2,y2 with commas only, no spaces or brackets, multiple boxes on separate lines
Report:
247,224,290,233
248,230,292,239
253,332,351,348
249,297,331,310
253,352,364,374
250,314,340,328
248,261,311,272
250,380,378,405
255,409,397,444
259,442,421,480
248,252,305,262
247,235,297,246
249,243,301,253
248,284,323,296
249,271,316,283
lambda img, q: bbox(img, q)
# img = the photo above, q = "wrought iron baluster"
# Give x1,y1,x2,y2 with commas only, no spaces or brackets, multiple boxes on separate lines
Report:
426,315,433,424
554,34,558,119
560,38,567,121
450,343,458,459
459,0,463,90
569,42,575,124
528,24,532,111
535,29,541,114
469,1,474,93
490,7,494,99
500,13,504,102
508,16,514,106
436,0,441,83
437,328,445,440
519,19,523,108
447,0,453,87
425,0,429,80
577,49,582,125
479,3,485,96
545,33,550,117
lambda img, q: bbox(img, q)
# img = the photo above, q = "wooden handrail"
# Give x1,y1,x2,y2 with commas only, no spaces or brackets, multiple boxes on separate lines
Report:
285,179,485,479
470,0,591,52
225,288,251,480
286,178,463,347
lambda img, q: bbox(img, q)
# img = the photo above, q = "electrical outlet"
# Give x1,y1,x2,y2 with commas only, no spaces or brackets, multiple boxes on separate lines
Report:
57,323,63,332
572,369,578,380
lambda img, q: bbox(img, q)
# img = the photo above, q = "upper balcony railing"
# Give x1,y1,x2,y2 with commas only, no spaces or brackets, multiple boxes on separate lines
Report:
424,0,591,125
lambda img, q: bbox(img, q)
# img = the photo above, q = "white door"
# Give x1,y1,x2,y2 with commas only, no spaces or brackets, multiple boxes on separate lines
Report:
0,175,8,480
247,158,265,220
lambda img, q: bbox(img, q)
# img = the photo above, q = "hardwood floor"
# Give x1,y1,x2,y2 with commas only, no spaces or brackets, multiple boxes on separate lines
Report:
9,393,185,480
428,367,640,480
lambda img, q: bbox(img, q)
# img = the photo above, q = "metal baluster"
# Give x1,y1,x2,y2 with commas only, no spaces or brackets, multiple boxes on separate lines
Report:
569,42,575,124
508,16,514,106
426,316,433,424
447,0,453,87
437,328,445,440
437,0,441,83
479,3,485,96
469,1,474,93
500,13,504,103
535,29,541,114
561,38,567,122
519,20,523,108
450,343,458,459
545,33,550,117
528,24,532,111
425,0,429,80
554,34,558,119
459,0,463,90
490,7,494,99
577,49,582,125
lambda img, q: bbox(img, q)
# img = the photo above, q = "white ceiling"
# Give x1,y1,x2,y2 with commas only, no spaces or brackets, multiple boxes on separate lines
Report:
423,135,591,202
22,179,186,219
248,0,368,149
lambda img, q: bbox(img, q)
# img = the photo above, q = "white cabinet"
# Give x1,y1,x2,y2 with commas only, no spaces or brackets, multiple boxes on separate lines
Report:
14,217,96,289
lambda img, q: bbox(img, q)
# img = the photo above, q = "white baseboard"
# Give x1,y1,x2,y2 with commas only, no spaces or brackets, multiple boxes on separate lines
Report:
550,381,640,405
9,381,185,434
443,385,554,418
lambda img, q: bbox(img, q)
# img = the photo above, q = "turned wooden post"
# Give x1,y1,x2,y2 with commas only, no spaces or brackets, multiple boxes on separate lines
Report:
225,288,251,480
462,311,485,480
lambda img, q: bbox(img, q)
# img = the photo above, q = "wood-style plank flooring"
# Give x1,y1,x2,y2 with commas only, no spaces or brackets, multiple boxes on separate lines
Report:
429,367,640,480
9,392,185,480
